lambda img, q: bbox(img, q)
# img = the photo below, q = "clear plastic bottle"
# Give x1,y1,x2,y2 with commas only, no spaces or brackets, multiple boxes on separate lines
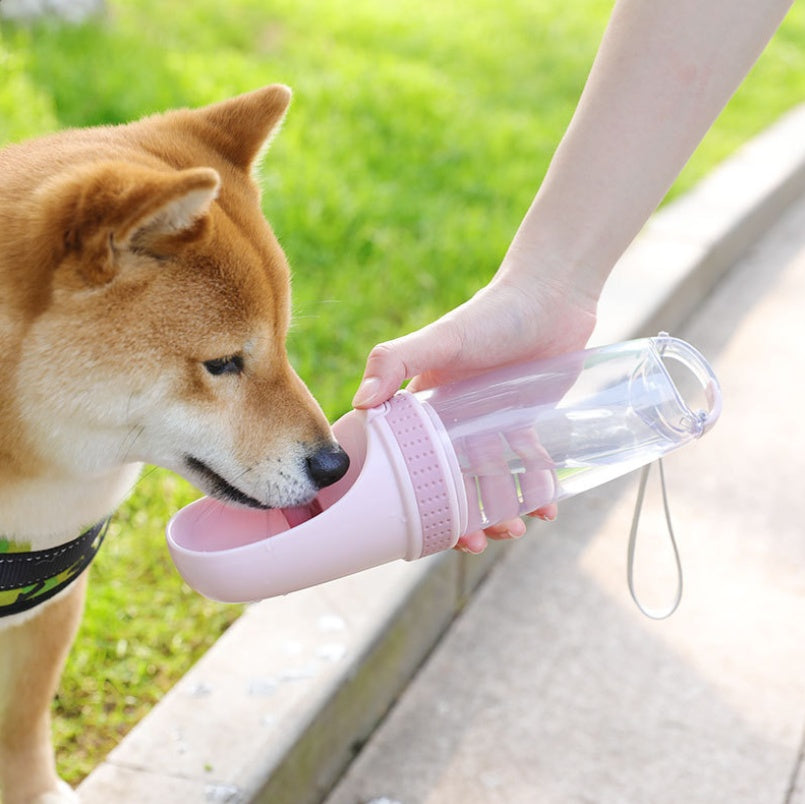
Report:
419,333,721,532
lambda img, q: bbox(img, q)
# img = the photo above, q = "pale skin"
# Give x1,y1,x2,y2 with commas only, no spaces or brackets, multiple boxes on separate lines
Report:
352,0,794,552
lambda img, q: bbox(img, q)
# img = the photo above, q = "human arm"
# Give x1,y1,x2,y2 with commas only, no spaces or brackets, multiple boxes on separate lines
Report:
353,0,794,551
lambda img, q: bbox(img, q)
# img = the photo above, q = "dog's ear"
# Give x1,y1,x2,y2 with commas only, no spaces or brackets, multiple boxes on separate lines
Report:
44,162,220,285
112,165,220,249
179,84,292,171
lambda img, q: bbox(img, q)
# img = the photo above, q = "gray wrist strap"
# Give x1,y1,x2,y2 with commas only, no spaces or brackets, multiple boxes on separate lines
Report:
627,459,683,620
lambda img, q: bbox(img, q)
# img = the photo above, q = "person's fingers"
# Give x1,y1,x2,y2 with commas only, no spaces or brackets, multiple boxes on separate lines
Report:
352,323,460,408
351,341,406,408
528,503,558,521
454,516,528,554
455,529,488,554
484,518,527,540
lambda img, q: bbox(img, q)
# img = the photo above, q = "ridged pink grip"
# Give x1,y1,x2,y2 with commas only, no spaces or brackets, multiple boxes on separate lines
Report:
385,393,456,556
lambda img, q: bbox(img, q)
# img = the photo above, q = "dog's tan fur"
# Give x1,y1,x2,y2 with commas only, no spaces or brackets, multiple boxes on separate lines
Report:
0,86,346,802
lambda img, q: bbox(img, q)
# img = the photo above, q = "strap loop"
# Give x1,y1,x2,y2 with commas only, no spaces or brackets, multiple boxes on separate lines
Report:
627,459,683,620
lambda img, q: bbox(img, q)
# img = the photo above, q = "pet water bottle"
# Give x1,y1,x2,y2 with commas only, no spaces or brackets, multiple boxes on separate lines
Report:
167,334,721,603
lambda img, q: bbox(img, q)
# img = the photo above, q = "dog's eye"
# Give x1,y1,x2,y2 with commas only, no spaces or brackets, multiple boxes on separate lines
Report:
203,355,244,376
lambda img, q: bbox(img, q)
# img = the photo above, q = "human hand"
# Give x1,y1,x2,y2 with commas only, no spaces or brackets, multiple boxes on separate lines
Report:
352,270,598,553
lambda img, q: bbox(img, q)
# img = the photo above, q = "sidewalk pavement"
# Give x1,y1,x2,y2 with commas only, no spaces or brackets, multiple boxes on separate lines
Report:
326,186,805,804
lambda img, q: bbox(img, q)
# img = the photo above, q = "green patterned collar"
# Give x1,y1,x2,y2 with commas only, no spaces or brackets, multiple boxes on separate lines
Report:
0,520,109,617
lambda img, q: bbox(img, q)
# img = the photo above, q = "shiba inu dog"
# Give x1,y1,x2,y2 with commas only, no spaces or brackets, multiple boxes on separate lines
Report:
0,85,349,803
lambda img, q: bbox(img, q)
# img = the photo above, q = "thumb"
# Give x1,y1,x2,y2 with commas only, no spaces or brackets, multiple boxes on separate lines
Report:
352,323,457,409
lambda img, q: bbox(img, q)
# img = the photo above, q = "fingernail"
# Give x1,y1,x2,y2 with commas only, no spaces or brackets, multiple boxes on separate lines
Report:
352,377,381,408
457,533,486,554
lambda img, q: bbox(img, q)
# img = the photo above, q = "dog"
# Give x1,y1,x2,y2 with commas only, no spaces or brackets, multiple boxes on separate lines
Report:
0,85,350,803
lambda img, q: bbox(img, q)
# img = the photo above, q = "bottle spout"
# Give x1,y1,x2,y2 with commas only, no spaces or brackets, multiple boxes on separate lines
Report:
166,398,464,603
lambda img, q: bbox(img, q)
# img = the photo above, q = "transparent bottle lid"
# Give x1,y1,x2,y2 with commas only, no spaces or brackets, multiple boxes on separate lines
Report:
642,333,722,438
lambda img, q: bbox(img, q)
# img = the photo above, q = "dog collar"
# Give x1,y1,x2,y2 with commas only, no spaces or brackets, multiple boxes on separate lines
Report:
0,519,109,617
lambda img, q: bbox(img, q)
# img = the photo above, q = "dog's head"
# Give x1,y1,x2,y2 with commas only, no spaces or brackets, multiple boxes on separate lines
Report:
10,86,348,510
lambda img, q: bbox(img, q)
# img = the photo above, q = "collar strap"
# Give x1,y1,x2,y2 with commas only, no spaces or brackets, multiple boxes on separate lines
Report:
0,519,109,617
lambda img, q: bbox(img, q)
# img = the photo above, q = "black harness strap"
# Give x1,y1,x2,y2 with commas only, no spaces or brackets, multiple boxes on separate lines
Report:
0,519,109,617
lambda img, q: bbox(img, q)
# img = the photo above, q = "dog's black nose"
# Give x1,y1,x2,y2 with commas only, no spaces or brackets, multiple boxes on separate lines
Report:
306,444,350,489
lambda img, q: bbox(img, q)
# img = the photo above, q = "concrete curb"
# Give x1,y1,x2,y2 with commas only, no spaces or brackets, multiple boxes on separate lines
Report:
79,103,805,803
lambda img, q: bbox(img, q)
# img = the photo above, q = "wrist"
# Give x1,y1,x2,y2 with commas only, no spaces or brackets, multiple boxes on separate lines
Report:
492,218,609,313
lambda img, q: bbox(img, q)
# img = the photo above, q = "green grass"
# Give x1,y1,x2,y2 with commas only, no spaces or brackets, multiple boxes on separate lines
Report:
2,0,805,785
52,470,239,782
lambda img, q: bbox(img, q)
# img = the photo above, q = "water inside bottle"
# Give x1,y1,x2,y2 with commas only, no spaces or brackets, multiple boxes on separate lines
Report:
461,427,684,532
448,337,713,533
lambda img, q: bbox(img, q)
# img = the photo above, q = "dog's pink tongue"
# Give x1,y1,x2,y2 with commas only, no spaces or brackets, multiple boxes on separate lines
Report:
283,497,323,528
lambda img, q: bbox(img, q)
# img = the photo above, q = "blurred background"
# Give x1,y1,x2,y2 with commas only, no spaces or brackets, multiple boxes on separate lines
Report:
2,0,803,784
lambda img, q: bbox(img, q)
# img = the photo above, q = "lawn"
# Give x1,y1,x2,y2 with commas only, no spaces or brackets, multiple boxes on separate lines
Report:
2,0,804,785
